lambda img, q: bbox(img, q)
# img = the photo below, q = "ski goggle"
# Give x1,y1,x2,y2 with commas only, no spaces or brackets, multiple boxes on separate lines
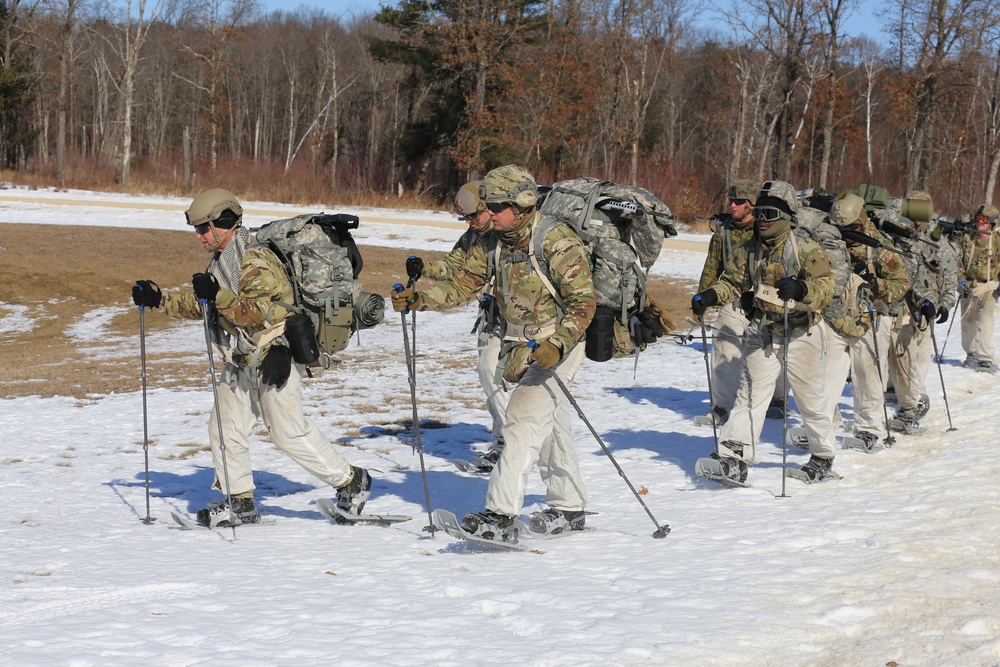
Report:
485,201,511,214
975,215,993,226
754,206,787,223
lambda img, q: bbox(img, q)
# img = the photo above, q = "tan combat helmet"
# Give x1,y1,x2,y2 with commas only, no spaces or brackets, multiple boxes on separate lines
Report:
831,192,867,228
479,165,539,210
454,181,484,217
185,188,243,229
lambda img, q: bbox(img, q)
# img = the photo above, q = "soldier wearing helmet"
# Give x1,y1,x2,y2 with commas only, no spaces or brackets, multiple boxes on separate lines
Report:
130,189,373,527
392,164,597,541
691,180,839,483
695,179,785,426
404,181,510,471
957,203,1000,374
822,193,910,451
884,190,960,433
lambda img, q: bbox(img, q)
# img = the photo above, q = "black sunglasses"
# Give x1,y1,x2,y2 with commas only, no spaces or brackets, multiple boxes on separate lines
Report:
194,222,211,235
729,198,750,206
485,201,510,214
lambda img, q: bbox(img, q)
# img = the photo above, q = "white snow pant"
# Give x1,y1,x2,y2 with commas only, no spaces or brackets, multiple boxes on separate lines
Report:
961,292,997,362
718,319,836,463
888,319,932,411
485,343,587,517
824,319,888,438
476,332,509,448
710,303,784,413
208,359,353,496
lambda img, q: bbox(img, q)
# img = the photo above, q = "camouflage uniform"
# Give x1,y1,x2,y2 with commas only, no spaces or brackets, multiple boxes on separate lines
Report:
415,168,597,520
885,193,960,423
958,204,1000,369
705,182,837,471
160,221,356,498
823,194,910,442
697,180,784,420
423,219,510,456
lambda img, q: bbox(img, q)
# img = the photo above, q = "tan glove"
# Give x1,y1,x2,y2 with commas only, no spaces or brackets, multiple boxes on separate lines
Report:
531,341,562,368
391,286,422,312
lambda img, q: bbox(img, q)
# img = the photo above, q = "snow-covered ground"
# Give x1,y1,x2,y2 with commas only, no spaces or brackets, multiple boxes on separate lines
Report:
1,185,999,666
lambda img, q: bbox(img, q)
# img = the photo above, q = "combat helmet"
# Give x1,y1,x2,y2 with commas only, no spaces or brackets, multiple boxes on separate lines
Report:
185,188,243,229
755,180,799,221
974,203,999,226
728,180,757,205
454,181,484,217
831,192,866,228
479,165,539,210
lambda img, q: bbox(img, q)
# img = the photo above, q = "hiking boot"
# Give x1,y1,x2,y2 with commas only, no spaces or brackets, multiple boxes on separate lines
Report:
336,466,372,515
976,359,998,374
799,455,836,482
196,496,261,527
528,508,586,535
854,431,880,452
914,394,930,419
471,447,502,471
894,407,920,431
711,449,748,483
766,397,785,419
460,510,518,542
964,353,978,368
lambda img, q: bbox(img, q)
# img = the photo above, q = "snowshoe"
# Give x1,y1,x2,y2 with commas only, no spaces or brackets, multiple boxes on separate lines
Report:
460,510,518,543
471,447,502,471
841,430,880,453
787,426,812,450
976,359,998,374
786,455,841,483
889,407,921,434
694,405,728,428
528,508,586,535
915,394,930,419
336,465,372,515
196,496,261,528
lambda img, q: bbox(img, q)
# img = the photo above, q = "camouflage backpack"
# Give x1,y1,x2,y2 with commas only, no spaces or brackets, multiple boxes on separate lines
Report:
254,213,384,359
531,177,677,357
783,207,859,336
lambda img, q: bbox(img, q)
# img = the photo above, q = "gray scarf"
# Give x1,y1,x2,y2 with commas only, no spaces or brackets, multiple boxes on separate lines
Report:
206,226,252,352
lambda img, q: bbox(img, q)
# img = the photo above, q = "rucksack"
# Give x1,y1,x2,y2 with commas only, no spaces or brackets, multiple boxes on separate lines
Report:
784,207,866,336
254,213,384,361
531,177,677,359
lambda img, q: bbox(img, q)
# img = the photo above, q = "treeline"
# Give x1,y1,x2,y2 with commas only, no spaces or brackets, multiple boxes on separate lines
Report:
3,0,1000,217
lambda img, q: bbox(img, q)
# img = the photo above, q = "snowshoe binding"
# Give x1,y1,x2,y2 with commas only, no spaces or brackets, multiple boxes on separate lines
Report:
842,430,882,453
786,454,840,483
889,407,921,434
528,508,586,535
976,358,998,374
336,465,372,515
460,510,518,543
196,496,261,528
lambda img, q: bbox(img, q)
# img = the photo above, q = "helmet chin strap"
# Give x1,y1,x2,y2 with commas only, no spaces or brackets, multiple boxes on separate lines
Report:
204,223,239,253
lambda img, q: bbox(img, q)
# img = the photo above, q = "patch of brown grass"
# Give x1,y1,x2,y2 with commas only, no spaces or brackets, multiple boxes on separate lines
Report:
0,222,694,399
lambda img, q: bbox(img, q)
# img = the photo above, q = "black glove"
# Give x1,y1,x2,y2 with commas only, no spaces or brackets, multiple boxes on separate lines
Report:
405,256,424,280
132,280,161,308
920,301,937,324
691,289,718,317
739,291,757,319
192,273,220,303
259,345,292,388
852,258,878,291
632,307,665,347
775,276,807,302
936,306,949,324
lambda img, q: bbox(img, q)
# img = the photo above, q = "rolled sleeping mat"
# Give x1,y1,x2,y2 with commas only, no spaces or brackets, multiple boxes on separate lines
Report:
354,291,385,330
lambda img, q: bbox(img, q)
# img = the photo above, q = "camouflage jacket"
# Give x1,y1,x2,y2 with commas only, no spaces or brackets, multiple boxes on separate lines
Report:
837,227,910,335
697,216,756,293
419,210,596,354
162,246,294,354
709,229,834,333
423,227,489,282
894,224,959,319
957,231,1000,287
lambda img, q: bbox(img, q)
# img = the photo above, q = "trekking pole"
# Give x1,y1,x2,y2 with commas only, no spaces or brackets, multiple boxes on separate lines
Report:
135,294,156,525
937,281,963,362
529,342,670,539
696,314,720,452
779,300,790,498
928,320,957,432
198,294,238,539
407,256,419,368
868,309,896,448
392,282,435,536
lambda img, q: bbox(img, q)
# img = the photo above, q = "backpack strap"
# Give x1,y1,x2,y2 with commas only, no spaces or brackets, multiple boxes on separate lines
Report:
528,216,567,313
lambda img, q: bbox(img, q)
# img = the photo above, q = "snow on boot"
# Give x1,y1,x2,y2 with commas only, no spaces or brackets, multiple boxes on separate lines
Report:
460,510,518,543
471,447,502,472
964,353,978,368
336,465,372,515
799,455,836,482
196,496,261,527
528,508,586,535
711,450,748,483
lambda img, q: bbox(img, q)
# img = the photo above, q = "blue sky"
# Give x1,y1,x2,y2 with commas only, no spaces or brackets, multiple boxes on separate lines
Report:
261,0,886,42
